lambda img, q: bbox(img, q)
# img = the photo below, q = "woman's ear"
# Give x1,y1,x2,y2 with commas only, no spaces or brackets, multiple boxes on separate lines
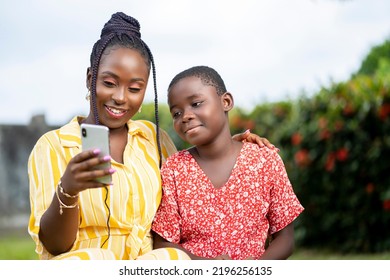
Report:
222,92,234,112
86,67,91,89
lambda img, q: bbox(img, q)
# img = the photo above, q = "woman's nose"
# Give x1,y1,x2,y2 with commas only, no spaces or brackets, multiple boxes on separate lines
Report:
112,87,126,104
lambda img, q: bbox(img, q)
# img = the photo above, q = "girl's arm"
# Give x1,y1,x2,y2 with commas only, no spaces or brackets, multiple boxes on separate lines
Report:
259,223,295,260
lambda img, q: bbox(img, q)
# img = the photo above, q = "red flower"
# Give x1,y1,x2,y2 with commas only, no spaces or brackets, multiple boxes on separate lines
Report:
325,153,335,172
245,120,256,130
378,103,390,120
294,149,311,167
319,129,331,140
291,133,302,146
343,103,355,116
365,183,374,194
336,148,348,162
383,200,390,211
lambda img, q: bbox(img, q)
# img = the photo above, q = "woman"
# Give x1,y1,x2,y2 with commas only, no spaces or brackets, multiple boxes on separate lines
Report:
28,12,274,260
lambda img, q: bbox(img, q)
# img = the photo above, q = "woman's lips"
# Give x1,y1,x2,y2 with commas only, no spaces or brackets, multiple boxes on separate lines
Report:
105,105,127,118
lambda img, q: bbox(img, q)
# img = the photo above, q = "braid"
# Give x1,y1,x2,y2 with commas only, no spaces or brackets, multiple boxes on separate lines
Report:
143,43,162,168
89,12,162,166
101,12,141,38
90,33,116,125
87,12,163,246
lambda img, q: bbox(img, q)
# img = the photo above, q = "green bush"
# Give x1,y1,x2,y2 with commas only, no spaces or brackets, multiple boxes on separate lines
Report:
233,49,390,253
138,39,390,253
284,73,389,253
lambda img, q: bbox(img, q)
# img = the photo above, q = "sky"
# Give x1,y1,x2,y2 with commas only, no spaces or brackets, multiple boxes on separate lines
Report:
0,0,389,125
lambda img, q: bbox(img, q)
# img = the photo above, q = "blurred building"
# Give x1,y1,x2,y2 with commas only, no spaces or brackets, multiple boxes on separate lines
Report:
0,115,58,232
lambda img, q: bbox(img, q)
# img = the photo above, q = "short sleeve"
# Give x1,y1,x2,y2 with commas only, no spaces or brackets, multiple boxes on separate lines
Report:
266,152,304,234
151,158,182,243
159,129,178,164
28,132,64,258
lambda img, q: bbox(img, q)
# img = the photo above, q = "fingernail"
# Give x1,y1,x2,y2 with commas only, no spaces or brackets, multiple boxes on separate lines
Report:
93,149,101,155
103,155,111,161
245,129,250,133
109,168,116,174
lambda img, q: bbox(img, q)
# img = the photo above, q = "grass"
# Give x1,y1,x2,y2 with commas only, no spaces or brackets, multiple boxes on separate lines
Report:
290,248,390,260
1,233,389,260
0,234,38,260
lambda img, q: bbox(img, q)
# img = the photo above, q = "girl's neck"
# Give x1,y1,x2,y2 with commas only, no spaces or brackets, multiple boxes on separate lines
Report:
190,134,241,161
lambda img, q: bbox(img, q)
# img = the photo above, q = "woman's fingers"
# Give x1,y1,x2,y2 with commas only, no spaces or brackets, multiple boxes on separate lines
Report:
62,150,115,193
71,148,102,164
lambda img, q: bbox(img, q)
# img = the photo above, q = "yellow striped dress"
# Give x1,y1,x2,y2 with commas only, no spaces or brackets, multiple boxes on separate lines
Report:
28,116,190,260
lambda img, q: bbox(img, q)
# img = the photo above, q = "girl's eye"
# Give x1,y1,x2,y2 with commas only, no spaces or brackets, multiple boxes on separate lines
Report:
172,111,181,119
192,101,202,107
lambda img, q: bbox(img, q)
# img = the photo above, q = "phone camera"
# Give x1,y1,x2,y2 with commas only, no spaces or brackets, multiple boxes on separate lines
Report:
82,128,87,137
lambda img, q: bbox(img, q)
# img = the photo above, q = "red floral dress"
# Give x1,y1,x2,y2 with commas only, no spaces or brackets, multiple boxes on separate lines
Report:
152,142,304,259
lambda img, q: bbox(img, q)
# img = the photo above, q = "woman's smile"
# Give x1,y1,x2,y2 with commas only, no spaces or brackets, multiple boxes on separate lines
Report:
105,105,128,119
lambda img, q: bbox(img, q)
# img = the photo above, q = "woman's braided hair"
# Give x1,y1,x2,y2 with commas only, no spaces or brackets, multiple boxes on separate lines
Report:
89,12,162,167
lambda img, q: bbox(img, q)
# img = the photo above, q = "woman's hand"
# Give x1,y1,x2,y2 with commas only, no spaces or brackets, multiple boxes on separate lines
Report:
232,129,279,151
60,149,115,196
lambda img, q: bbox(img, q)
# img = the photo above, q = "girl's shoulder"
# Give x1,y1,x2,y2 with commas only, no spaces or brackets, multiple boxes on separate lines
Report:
243,142,279,157
163,149,193,168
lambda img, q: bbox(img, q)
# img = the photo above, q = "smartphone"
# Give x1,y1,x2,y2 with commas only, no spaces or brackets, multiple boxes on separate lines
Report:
80,123,112,184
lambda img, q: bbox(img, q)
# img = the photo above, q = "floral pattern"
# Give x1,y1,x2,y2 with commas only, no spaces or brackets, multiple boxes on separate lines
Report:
152,142,304,259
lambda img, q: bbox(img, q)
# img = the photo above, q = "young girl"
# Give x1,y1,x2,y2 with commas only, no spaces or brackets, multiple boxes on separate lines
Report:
152,66,304,260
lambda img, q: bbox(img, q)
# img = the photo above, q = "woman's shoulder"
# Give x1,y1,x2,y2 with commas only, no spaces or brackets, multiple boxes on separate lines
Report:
33,117,80,148
130,120,177,159
131,119,173,142
130,119,168,135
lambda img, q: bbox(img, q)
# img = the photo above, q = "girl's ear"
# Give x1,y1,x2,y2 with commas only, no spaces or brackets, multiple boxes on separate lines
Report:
86,67,92,89
222,92,234,112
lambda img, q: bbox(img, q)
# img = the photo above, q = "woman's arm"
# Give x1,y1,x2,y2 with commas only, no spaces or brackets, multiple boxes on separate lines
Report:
29,132,114,256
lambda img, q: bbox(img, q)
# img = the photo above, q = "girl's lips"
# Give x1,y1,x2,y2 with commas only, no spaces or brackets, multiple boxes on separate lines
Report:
185,125,201,134
105,105,127,119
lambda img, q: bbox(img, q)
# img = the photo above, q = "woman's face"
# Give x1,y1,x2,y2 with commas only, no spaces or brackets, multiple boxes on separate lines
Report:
87,47,149,129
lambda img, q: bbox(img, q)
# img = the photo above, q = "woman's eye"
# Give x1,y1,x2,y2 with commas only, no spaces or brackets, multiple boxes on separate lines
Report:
103,81,115,87
129,87,141,93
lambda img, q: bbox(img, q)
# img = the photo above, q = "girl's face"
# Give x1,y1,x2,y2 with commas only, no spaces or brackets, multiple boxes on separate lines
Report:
87,47,149,129
168,76,232,146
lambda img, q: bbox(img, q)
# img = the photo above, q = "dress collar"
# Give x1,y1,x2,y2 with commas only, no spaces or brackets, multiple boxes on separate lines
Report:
58,116,151,148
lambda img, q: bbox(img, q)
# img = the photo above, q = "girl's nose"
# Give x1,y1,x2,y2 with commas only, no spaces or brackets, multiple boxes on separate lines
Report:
182,108,195,122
